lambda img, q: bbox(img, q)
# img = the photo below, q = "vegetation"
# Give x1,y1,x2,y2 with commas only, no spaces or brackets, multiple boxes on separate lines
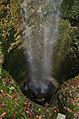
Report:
0,0,79,118
57,75,79,119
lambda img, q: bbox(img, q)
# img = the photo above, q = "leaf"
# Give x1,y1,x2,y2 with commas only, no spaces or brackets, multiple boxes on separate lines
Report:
0,112,7,118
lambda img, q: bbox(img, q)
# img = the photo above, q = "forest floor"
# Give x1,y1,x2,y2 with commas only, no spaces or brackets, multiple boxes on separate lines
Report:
0,69,59,119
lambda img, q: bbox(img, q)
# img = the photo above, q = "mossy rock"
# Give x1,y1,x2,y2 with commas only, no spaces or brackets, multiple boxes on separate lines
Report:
0,0,28,84
62,0,79,21
53,0,79,82
53,19,79,82
57,75,79,119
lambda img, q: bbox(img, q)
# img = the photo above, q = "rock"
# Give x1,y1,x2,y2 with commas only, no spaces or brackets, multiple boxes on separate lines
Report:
21,77,57,105
48,77,59,88
0,0,28,84
53,20,79,82
53,0,79,82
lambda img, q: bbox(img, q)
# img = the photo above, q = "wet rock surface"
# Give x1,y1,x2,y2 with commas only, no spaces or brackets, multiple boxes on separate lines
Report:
21,77,57,106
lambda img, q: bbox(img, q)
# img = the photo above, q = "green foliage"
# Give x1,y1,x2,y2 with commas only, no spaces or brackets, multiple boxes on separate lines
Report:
62,0,79,19
0,70,28,119
0,70,59,119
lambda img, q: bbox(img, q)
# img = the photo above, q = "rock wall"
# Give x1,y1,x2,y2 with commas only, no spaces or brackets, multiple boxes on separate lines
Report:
53,0,79,82
0,0,28,84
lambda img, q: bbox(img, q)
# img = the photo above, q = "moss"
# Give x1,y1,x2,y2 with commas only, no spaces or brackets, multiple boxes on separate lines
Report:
62,0,79,20
10,0,21,31
53,19,79,82
0,0,27,84
0,70,28,119
53,0,79,82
